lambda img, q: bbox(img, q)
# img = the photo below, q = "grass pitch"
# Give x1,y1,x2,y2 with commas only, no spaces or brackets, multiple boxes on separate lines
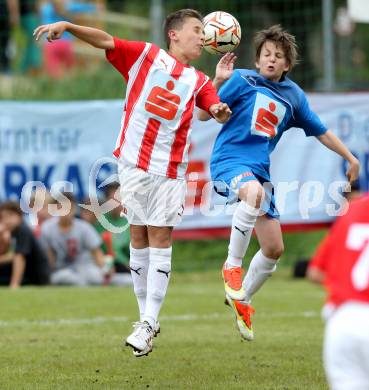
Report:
0,270,327,390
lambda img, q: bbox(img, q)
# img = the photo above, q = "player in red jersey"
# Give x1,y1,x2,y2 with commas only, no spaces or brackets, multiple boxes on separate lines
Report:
308,194,369,390
34,9,232,357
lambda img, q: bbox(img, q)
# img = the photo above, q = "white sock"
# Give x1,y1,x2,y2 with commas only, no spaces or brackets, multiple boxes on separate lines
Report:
242,249,278,303
225,201,259,269
129,245,149,321
143,247,172,329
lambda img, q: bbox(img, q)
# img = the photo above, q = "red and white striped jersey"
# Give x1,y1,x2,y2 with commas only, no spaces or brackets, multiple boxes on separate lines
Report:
106,37,220,179
309,195,369,307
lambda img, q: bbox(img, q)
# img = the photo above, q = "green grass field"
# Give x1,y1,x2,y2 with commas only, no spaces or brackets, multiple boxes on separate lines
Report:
0,269,328,390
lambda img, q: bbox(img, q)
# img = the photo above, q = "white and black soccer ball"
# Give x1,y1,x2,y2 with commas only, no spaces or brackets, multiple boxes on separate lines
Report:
203,11,241,55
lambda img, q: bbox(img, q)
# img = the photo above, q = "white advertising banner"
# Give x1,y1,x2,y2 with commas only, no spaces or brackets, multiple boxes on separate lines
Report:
0,94,368,229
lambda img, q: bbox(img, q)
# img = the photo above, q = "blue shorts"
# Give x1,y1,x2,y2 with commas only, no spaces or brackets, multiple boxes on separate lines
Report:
212,165,279,219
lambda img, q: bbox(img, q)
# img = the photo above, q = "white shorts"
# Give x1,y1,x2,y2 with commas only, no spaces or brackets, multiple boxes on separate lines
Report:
323,302,369,390
117,162,186,227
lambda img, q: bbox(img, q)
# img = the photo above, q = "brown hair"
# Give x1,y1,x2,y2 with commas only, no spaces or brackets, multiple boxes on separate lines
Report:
164,9,203,49
55,191,76,205
254,25,298,72
0,201,23,217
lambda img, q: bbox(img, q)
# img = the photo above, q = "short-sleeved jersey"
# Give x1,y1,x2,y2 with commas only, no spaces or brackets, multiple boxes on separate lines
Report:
309,195,369,307
210,69,328,180
41,218,102,270
106,37,220,179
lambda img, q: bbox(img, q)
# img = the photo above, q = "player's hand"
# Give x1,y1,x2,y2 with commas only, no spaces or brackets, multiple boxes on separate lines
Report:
33,21,68,42
346,158,360,188
214,52,237,87
209,102,232,123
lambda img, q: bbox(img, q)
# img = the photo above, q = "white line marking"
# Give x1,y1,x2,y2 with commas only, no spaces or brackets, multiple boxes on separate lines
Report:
0,311,319,329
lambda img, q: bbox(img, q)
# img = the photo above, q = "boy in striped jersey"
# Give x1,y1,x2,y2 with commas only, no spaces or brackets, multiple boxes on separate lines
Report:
34,9,232,357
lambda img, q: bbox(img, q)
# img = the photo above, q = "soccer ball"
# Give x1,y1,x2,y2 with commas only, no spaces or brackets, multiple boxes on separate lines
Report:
203,11,241,55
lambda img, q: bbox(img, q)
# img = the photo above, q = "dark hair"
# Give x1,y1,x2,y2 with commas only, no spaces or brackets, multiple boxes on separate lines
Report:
104,182,120,198
55,191,76,205
0,201,23,217
164,8,203,49
254,24,298,72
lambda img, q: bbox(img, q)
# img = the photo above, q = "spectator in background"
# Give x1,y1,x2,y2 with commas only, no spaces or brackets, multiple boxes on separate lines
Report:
0,222,11,256
308,193,369,390
0,201,50,288
0,221,13,285
40,0,97,78
41,191,108,286
19,0,41,75
0,0,19,73
27,188,55,237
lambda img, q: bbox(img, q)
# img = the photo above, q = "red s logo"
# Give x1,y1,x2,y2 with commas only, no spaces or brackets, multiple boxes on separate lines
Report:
145,80,181,120
255,102,279,137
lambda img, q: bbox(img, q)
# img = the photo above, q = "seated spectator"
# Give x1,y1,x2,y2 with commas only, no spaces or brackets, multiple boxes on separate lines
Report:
27,188,55,237
41,191,131,286
0,221,11,256
0,201,50,288
0,221,13,285
80,193,132,286
41,191,107,286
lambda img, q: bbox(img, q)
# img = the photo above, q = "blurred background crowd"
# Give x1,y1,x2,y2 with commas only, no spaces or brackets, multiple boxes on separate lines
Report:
0,182,132,288
1,0,369,100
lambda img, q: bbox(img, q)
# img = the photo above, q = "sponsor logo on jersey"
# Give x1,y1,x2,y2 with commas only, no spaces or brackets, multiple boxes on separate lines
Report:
251,93,286,138
145,80,181,120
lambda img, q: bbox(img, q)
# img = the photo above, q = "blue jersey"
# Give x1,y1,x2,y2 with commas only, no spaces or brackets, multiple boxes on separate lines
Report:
210,69,328,181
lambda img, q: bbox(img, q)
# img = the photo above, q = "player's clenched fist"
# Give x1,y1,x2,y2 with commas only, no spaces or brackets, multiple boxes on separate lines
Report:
209,102,232,123
34,21,68,42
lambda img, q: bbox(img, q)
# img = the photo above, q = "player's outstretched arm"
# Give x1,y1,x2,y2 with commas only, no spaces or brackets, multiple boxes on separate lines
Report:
317,129,360,184
34,21,114,50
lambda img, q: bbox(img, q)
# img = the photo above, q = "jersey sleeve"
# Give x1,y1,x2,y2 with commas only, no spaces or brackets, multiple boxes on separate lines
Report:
218,70,242,108
294,93,328,137
195,78,220,113
105,37,146,81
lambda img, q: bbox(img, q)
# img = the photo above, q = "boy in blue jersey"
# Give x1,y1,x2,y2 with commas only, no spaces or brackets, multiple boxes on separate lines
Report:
199,25,360,341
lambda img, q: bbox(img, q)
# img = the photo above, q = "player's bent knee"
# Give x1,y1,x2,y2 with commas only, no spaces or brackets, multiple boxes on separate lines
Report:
263,244,284,260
